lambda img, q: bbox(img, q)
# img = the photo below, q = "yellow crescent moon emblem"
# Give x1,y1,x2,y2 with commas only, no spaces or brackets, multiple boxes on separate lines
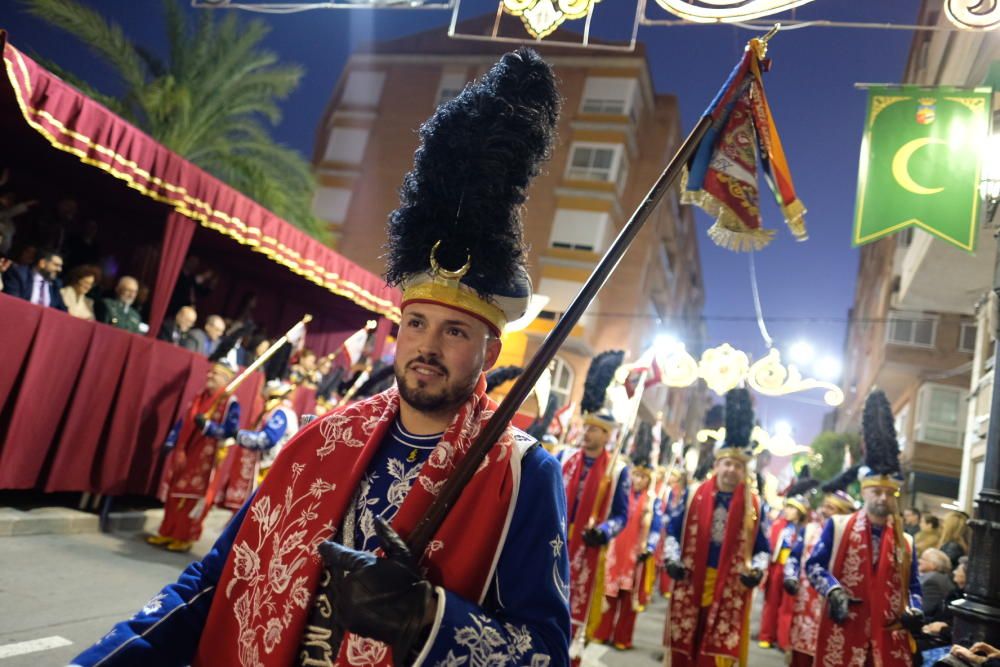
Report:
891,138,948,195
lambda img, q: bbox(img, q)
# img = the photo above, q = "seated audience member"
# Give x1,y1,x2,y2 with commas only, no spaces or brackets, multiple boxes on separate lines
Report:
0,192,37,256
159,306,199,351
290,348,320,385
2,248,67,311
918,548,957,619
60,264,100,321
96,276,144,333
189,314,226,356
938,510,971,569
916,514,942,555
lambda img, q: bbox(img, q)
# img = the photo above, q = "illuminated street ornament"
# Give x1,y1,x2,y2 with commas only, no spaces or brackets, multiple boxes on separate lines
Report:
502,0,600,39
654,343,844,406
697,425,808,457
654,0,816,23
944,0,1000,30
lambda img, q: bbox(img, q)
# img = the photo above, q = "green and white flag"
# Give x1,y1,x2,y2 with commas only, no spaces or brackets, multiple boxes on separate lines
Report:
853,86,992,252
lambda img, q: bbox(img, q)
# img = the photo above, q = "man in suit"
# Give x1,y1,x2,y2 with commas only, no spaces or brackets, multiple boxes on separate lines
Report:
188,314,226,357
2,248,67,311
918,547,957,618
97,276,143,333
159,306,200,351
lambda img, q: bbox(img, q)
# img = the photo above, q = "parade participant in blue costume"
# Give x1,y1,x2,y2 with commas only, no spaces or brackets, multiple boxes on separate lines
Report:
808,389,923,667
561,350,631,656
664,388,770,667
72,47,569,667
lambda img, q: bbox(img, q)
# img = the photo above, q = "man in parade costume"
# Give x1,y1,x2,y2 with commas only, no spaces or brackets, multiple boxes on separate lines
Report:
784,465,860,667
593,459,661,650
664,388,770,667
213,380,300,512
561,350,631,654
146,362,241,553
72,48,570,667
808,390,923,667
758,490,811,650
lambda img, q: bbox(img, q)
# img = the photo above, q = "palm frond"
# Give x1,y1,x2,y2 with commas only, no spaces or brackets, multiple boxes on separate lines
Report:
26,50,137,121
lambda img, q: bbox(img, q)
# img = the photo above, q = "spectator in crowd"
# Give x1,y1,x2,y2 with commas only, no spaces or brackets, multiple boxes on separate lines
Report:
159,306,199,351
2,248,67,311
917,514,942,555
59,264,100,321
903,507,922,537
918,548,957,619
189,314,226,357
938,510,971,569
97,276,144,333
290,348,319,385
249,337,271,364
953,556,968,593
35,197,78,250
168,256,216,315
0,191,38,255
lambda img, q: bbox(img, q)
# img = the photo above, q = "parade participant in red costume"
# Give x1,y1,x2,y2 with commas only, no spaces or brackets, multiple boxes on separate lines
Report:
784,465,860,667
74,48,572,667
758,492,809,650
147,362,241,552
808,390,923,667
663,388,770,667
594,459,661,650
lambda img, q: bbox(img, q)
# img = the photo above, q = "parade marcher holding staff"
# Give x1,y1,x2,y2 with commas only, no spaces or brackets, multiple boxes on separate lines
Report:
146,361,240,553
808,390,923,667
663,388,770,667
758,488,810,650
73,48,571,667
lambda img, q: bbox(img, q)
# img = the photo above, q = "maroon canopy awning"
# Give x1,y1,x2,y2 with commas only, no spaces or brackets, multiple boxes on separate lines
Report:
0,33,400,324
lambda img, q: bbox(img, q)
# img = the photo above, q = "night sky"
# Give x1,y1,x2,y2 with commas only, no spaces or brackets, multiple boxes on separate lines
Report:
2,0,922,444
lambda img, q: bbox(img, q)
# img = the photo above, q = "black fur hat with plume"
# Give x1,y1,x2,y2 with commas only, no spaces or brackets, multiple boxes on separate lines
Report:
717,388,754,462
384,48,561,334
581,350,624,415
860,389,903,489
485,366,524,393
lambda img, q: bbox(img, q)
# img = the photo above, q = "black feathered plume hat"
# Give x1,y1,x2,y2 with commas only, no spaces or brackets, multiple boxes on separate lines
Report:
581,350,624,433
384,48,560,335
820,464,861,513
860,389,903,491
716,388,754,463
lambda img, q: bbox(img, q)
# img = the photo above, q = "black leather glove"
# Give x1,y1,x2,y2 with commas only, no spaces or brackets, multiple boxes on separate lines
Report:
783,577,800,596
194,414,207,432
581,526,609,547
638,550,652,563
665,559,688,581
739,568,763,588
319,517,434,665
900,607,924,634
828,588,850,624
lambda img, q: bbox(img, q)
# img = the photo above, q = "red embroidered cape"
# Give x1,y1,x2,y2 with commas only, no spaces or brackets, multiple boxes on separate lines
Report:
562,449,618,638
790,520,824,657
158,391,233,501
813,511,913,667
604,489,651,598
668,478,760,665
194,375,522,667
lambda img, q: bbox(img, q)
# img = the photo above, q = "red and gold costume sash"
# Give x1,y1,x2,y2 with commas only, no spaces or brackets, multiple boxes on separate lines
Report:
790,521,824,657
195,375,521,667
668,478,759,664
604,489,651,599
814,511,913,667
562,449,616,633
158,390,230,501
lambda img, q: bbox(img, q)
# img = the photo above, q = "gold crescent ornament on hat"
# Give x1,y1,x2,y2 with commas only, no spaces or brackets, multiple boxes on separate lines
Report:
429,241,471,281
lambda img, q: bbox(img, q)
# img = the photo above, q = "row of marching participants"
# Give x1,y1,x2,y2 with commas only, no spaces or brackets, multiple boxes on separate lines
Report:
550,369,926,667
146,341,395,554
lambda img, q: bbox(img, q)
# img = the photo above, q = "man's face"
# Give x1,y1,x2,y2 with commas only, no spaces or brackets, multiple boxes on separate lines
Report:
713,456,746,493
581,424,611,455
205,367,229,393
862,485,897,519
205,318,225,341
117,279,138,306
783,506,804,523
820,499,838,520
633,470,651,493
903,509,919,527
917,553,934,574
393,303,500,417
37,255,63,281
300,353,317,372
176,308,197,332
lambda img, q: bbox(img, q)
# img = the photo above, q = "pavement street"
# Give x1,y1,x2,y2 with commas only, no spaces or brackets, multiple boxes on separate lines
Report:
0,527,787,667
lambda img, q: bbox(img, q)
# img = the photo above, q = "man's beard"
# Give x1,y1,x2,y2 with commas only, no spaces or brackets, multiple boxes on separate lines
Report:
867,502,891,518
395,357,476,415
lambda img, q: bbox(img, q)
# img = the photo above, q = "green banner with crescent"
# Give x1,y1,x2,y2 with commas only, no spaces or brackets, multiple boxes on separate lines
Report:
853,86,992,252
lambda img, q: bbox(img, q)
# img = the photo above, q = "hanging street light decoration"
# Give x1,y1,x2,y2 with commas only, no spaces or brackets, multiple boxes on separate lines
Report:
653,340,844,406
944,0,1000,31
502,0,599,39
653,0,816,24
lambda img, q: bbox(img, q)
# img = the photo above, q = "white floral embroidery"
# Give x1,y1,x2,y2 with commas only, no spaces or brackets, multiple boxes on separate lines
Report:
140,593,166,615
435,614,541,667
346,635,389,666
